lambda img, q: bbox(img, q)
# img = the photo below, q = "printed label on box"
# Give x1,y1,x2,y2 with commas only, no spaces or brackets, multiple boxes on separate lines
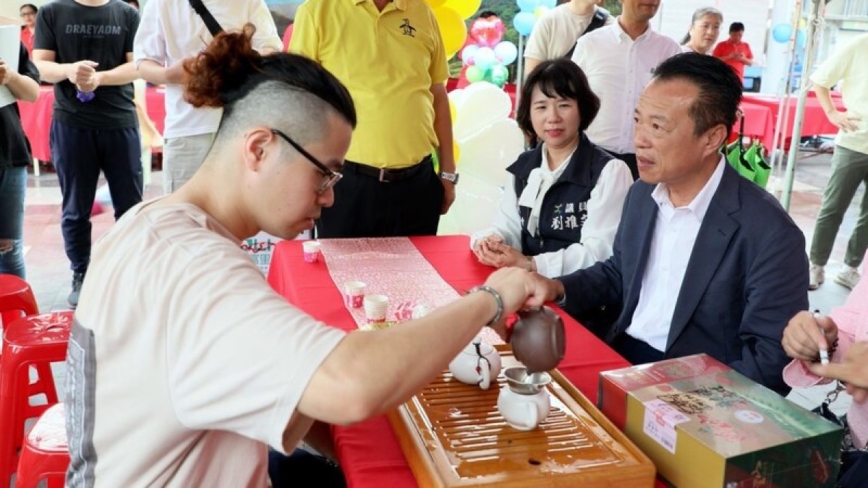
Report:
643,399,691,454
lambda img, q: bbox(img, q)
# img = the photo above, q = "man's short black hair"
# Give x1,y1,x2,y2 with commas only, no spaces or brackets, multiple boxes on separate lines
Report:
652,53,743,136
729,22,745,33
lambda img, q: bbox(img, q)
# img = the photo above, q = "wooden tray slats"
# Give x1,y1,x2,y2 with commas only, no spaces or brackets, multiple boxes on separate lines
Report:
388,349,656,487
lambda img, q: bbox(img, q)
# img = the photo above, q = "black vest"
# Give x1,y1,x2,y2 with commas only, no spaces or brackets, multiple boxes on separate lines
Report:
508,133,614,257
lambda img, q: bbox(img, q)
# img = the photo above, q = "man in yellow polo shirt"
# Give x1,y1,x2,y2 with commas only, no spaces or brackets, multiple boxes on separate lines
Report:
290,0,457,238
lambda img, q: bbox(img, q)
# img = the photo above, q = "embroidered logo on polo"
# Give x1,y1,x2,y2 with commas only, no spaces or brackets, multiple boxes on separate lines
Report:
550,202,586,231
400,18,416,37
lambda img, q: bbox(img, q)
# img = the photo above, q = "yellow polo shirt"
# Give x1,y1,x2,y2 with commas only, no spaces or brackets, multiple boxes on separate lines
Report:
290,0,449,168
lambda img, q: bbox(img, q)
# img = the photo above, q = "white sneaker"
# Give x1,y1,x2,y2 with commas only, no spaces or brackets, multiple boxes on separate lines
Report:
809,265,824,291
834,266,860,290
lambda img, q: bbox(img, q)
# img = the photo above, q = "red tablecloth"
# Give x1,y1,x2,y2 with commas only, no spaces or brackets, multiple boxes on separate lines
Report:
267,235,664,488
17,85,166,162
740,93,845,149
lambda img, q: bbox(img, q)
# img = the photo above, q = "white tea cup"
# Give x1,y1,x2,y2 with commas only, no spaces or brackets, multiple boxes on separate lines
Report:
363,294,389,323
344,281,366,309
302,240,321,263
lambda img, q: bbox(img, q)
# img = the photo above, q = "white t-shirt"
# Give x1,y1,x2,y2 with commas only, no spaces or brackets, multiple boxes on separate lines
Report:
524,5,613,61
470,148,633,278
571,20,681,155
65,201,346,487
810,33,868,155
133,0,282,139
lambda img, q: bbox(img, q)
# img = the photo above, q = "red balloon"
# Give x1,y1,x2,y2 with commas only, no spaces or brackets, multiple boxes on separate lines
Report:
468,17,505,48
282,23,294,51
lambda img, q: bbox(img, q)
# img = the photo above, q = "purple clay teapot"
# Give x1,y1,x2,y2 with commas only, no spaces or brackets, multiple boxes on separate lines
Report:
509,306,565,373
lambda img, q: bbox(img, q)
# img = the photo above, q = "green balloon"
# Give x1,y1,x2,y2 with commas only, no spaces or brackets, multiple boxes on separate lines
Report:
466,66,484,83
491,65,508,88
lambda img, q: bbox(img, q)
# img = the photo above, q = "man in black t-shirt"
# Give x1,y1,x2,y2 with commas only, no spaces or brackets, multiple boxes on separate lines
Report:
33,0,143,308
0,42,40,279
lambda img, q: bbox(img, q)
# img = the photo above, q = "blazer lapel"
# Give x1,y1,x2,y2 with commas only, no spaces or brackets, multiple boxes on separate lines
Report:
665,165,741,351
619,187,658,332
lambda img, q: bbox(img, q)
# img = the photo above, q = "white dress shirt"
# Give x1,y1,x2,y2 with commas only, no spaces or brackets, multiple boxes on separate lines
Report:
470,145,634,278
571,20,681,155
626,158,726,351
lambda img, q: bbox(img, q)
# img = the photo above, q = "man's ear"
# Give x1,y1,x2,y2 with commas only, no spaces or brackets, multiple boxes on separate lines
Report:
702,124,729,159
243,128,274,172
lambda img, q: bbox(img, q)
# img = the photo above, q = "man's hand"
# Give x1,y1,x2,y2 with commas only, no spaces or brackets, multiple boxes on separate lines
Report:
165,59,189,85
0,61,12,85
827,110,862,133
807,341,868,403
440,179,455,214
66,60,98,89
781,310,837,362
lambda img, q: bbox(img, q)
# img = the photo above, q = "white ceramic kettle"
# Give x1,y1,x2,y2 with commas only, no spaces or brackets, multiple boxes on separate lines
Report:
448,337,502,390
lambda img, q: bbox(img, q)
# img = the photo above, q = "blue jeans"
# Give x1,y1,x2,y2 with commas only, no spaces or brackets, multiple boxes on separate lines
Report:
0,166,27,279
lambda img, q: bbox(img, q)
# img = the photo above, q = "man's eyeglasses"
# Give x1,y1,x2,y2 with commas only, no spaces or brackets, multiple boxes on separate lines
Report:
270,129,342,194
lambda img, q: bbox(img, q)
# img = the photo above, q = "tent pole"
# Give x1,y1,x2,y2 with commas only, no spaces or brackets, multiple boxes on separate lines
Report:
781,0,825,212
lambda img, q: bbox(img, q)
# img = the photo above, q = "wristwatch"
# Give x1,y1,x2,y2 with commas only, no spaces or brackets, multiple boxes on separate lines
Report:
439,171,460,185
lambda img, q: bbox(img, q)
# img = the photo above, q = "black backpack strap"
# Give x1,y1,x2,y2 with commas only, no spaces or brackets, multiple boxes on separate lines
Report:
188,0,223,37
563,9,609,59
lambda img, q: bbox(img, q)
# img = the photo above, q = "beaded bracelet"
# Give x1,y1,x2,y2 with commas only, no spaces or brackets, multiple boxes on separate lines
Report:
467,285,504,327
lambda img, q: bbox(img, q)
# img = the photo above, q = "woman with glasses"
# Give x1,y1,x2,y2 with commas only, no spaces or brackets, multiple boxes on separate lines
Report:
680,7,723,55
63,25,549,488
18,4,38,55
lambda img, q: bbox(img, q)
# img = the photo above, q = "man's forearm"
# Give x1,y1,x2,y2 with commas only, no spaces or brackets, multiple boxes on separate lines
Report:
813,85,837,119
431,83,455,173
96,62,139,86
32,56,69,84
138,59,180,86
6,70,39,102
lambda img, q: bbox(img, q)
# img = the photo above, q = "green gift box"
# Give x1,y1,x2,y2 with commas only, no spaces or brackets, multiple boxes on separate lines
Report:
599,354,731,431
624,370,843,488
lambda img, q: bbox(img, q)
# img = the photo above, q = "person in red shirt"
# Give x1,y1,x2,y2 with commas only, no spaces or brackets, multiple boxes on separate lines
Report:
713,22,753,81
18,4,38,55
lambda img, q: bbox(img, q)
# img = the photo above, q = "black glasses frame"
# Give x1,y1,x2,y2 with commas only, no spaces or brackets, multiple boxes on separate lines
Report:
270,129,342,194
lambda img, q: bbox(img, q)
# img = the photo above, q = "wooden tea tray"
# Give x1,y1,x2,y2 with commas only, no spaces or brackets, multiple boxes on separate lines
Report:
388,347,656,487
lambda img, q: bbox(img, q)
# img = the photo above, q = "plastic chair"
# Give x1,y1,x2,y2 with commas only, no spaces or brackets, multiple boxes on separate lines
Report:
0,311,72,488
15,403,68,488
0,274,38,328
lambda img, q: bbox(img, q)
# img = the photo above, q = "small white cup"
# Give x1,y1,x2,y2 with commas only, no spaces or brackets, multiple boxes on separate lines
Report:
363,294,389,323
344,281,366,308
497,386,550,431
302,241,321,263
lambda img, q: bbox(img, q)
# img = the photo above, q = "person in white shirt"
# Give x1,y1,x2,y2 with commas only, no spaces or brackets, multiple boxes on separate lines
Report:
571,0,681,180
471,59,632,279
530,53,807,395
133,0,282,194
65,27,549,488
680,7,722,54
523,0,612,76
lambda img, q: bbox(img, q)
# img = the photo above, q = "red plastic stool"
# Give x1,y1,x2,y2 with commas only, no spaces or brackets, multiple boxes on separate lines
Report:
0,311,72,488
0,273,38,328
16,403,68,488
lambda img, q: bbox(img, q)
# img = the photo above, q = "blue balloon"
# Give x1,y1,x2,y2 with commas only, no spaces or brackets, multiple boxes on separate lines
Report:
796,29,807,49
516,0,540,13
539,0,556,8
772,23,792,43
513,12,536,36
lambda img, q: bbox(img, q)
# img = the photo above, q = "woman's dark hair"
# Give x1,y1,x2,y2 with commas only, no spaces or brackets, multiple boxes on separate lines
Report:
19,4,37,13
652,53,742,135
183,24,356,128
515,59,600,146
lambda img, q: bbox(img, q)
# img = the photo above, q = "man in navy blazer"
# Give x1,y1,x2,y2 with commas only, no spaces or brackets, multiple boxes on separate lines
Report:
537,54,808,395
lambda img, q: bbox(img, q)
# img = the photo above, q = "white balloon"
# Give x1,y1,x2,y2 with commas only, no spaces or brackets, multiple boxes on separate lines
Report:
448,88,467,112
453,82,512,143
438,173,504,236
458,118,525,185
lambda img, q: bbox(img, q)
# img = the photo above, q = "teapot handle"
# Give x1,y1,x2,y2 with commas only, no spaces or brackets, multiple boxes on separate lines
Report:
478,356,491,390
520,401,539,430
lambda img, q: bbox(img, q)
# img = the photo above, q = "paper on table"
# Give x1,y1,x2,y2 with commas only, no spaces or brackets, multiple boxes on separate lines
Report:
0,22,22,109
